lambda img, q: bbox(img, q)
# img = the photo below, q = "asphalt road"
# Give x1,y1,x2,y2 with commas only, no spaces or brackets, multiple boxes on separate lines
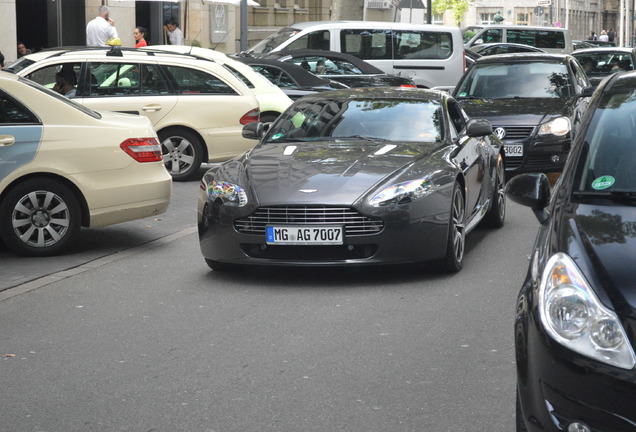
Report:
0,171,540,432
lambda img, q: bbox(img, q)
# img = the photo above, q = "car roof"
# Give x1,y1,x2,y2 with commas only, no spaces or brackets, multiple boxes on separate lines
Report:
286,20,459,32
473,52,571,64
473,42,546,51
572,47,636,55
236,56,332,86
19,46,218,63
263,49,384,74
467,24,568,32
293,87,448,103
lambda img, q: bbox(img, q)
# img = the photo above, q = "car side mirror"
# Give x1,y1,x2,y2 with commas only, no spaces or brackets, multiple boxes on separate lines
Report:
580,86,595,97
466,118,493,137
242,121,264,140
506,173,551,224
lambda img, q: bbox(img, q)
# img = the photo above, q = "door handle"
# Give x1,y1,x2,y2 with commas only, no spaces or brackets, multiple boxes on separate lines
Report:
0,135,16,146
142,104,162,112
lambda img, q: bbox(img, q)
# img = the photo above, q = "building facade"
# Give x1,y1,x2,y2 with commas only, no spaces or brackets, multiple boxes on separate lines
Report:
0,0,630,67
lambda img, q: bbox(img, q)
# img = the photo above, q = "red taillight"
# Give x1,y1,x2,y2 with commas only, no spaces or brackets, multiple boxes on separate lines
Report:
240,108,260,125
120,138,163,163
401,84,417,88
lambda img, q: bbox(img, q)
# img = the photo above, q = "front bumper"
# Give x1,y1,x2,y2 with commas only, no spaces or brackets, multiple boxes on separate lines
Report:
500,129,570,174
515,280,636,432
197,191,452,267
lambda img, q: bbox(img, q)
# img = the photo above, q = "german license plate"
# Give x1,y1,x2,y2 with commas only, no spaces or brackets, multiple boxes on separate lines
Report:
504,144,523,157
266,226,343,245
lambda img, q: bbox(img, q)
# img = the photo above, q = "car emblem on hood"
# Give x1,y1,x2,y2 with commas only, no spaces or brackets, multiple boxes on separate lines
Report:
494,127,506,139
299,189,318,193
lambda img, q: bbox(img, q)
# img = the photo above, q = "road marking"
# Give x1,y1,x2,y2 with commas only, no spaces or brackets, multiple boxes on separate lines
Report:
0,226,197,302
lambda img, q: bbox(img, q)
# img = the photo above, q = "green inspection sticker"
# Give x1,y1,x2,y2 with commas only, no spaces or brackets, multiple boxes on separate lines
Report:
592,176,615,190
459,92,467,97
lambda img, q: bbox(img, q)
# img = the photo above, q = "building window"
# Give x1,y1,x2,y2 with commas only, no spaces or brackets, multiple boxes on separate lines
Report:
480,13,496,25
516,12,529,26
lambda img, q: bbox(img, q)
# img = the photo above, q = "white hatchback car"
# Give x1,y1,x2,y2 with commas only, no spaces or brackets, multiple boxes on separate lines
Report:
6,47,260,180
0,71,172,256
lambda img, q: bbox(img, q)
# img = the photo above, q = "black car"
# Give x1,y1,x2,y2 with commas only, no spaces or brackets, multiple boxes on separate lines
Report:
572,47,636,86
508,71,636,432
197,88,505,272
235,56,347,100
470,43,546,56
453,53,592,175
262,49,416,88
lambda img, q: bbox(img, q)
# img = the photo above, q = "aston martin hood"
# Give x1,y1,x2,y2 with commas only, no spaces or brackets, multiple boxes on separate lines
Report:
247,141,440,204
561,203,636,312
459,98,576,126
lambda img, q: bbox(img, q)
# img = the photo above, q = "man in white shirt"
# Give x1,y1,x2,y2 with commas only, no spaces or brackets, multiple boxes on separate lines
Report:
164,18,184,45
86,5,118,47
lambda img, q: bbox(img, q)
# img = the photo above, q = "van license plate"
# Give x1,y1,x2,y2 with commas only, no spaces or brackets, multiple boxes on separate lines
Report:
266,226,343,245
504,144,523,157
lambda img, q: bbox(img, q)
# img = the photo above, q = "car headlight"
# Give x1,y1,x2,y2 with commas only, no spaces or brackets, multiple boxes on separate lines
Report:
538,116,571,136
539,253,636,369
369,179,434,207
205,180,248,207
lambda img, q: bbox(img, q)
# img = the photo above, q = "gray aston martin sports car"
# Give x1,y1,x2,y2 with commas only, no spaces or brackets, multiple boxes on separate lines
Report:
197,88,506,272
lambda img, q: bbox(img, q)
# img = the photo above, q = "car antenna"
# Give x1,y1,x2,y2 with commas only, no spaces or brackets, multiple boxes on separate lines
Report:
213,27,233,51
188,30,202,55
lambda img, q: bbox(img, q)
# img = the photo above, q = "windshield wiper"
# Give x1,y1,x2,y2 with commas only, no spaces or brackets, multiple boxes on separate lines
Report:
573,190,636,203
344,135,392,143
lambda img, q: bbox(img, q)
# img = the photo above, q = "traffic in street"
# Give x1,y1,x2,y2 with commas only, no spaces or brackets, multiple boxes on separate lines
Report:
1,176,540,432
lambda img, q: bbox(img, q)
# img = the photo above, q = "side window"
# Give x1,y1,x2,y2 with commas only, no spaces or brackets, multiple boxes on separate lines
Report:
447,100,467,135
223,64,254,89
341,29,392,60
162,65,238,95
26,62,80,93
251,65,282,85
88,62,142,96
287,30,330,51
475,29,502,44
507,30,565,50
140,64,170,95
570,60,589,89
0,91,38,124
394,31,453,60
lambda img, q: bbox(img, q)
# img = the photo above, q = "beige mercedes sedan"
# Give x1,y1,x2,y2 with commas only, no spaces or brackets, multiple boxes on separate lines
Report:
0,72,172,256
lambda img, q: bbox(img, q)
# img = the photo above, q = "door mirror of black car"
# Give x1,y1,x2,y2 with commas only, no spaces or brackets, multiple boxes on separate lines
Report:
506,173,551,224
242,121,264,140
466,118,493,137
580,86,595,97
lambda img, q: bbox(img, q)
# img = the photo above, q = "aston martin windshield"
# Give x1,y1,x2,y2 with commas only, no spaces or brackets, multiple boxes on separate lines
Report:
250,28,300,55
455,61,572,99
574,86,636,193
265,98,444,143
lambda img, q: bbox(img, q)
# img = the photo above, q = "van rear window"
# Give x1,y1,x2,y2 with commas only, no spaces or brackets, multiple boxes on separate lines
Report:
507,29,565,49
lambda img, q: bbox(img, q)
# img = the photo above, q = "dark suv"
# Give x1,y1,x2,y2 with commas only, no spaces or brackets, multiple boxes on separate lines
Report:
453,53,591,175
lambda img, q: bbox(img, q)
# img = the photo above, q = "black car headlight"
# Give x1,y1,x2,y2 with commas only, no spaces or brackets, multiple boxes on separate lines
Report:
539,253,636,369
538,116,571,137
369,179,434,207
205,180,248,207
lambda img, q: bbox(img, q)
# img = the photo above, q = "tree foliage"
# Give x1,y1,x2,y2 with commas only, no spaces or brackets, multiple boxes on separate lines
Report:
432,0,470,26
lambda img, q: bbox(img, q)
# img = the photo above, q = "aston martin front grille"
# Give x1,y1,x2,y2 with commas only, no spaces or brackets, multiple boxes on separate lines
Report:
495,126,534,140
234,206,384,236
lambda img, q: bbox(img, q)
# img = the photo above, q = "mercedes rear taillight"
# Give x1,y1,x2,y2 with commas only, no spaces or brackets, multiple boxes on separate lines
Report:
120,138,163,162
240,108,260,125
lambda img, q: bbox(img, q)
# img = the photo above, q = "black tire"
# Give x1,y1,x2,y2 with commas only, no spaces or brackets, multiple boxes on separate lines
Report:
439,182,466,273
205,258,230,271
159,128,204,181
516,391,529,432
482,154,506,228
0,178,81,256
